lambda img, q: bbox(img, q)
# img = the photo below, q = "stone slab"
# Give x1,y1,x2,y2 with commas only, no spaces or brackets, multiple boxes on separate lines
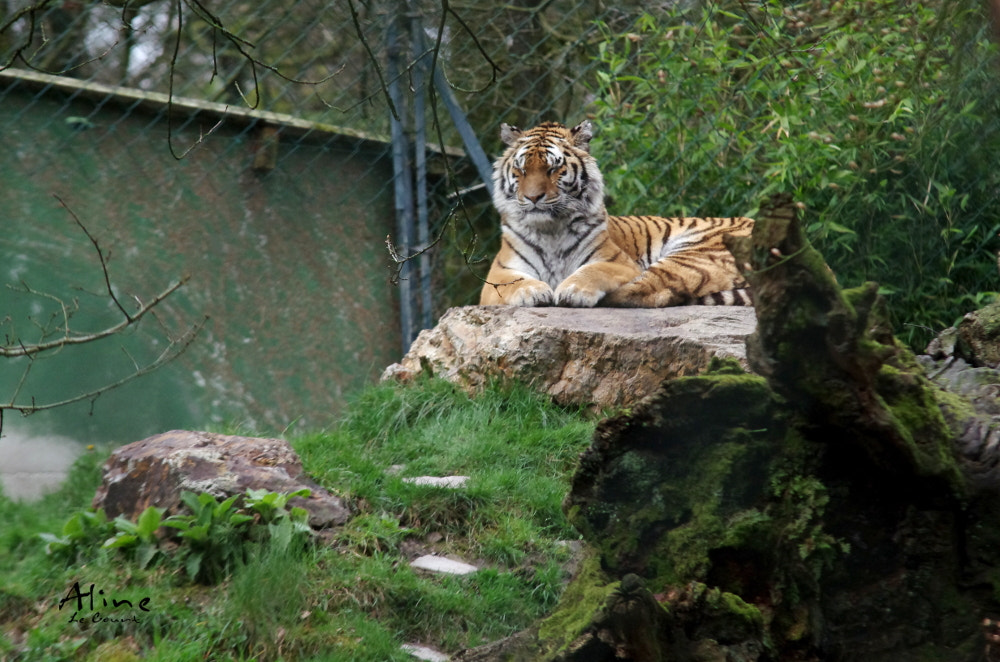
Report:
382,305,756,409
402,643,450,661
402,475,469,488
410,554,478,575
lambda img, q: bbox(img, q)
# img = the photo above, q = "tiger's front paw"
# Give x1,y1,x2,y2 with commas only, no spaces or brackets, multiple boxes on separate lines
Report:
505,281,556,307
602,282,682,307
554,281,603,308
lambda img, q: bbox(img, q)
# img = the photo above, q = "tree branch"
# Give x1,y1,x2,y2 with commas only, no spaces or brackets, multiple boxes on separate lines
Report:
1,201,205,437
2,315,207,416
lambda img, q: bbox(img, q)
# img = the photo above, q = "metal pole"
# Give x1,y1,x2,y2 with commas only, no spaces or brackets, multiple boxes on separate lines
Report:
412,25,494,198
410,5,433,331
387,16,415,353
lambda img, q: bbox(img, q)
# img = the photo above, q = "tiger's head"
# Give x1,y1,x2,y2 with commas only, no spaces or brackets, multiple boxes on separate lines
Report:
491,120,606,233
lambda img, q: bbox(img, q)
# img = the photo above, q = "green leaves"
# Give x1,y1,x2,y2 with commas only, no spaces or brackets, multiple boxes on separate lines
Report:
162,489,313,584
590,0,1000,349
102,506,165,569
39,508,109,559
40,489,314,584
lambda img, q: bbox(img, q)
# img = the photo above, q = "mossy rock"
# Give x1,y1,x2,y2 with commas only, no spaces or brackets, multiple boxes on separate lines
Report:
956,300,1000,367
537,569,769,662
498,197,997,661
566,371,787,583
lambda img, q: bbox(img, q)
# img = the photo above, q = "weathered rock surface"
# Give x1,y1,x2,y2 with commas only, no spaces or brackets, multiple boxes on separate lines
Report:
91,430,350,528
382,305,757,409
954,301,1000,368
920,347,1000,490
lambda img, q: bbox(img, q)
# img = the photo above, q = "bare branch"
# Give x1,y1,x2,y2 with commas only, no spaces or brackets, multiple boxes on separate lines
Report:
52,194,132,321
2,315,207,416
1,202,204,438
1,277,188,358
441,3,503,93
0,0,55,71
348,0,400,122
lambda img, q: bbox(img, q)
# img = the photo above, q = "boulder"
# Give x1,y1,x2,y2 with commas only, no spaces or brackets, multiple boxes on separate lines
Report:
91,430,350,528
955,301,1000,368
382,305,757,409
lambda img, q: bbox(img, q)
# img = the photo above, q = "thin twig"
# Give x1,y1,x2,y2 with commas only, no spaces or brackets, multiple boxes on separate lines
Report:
442,3,503,93
0,278,188,358
348,0,400,122
2,315,207,415
53,194,132,321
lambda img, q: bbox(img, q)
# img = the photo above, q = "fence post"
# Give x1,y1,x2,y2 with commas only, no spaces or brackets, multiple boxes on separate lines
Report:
386,15,416,353
410,3,434,332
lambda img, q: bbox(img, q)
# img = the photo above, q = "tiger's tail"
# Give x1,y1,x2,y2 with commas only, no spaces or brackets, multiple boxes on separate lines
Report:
695,288,753,306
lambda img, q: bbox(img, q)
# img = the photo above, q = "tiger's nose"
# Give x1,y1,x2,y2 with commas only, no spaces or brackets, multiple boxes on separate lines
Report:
525,192,544,204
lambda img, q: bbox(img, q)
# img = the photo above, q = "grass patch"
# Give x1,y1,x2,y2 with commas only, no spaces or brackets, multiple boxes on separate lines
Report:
0,378,595,660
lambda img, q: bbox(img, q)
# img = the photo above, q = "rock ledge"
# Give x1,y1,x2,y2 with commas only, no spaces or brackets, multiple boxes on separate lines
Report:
383,305,757,409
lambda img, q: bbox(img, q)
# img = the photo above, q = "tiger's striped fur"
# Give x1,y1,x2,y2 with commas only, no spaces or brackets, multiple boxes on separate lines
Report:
479,120,754,308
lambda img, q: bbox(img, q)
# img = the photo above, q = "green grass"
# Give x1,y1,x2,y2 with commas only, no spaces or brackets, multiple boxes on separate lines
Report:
0,378,595,661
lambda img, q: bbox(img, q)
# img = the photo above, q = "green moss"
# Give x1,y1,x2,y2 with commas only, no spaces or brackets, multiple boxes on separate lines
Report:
538,551,618,659
705,356,746,375
569,372,787,586
537,548,616,658
715,589,764,630
966,301,1000,335
678,582,769,649
646,437,766,582
876,363,966,497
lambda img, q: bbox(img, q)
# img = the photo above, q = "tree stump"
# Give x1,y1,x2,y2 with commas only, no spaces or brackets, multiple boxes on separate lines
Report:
459,196,1000,661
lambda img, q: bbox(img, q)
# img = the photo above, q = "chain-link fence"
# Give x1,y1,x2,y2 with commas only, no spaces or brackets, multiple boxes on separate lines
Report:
3,1,999,435
2,0,651,338
1,0,655,437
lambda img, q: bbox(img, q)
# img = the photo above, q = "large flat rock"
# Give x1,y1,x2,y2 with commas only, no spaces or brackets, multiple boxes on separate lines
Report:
382,306,756,409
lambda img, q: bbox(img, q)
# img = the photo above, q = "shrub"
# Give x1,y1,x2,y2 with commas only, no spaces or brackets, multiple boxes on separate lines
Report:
40,488,313,585
590,0,1000,349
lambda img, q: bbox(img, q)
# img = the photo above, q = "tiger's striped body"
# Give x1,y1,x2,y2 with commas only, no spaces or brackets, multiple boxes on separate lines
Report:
479,120,754,307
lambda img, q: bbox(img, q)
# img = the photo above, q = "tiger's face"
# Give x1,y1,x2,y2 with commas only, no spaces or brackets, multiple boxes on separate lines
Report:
491,120,605,233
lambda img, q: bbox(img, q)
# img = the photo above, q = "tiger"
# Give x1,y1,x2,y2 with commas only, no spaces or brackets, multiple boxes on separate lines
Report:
479,120,754,308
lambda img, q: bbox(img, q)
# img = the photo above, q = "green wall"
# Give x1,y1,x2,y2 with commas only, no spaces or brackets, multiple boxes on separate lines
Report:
0,77,401,445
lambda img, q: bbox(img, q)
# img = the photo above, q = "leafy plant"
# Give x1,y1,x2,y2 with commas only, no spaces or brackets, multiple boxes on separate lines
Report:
39,487,317,586
38,508,110,562
590,0,1000,349
768,473,850,605
243,487,313,553
103,506,166,569
243,487,310,523
161,491,259,584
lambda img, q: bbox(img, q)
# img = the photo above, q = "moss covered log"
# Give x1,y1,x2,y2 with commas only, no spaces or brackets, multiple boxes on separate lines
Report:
457,196,1000,662
726,196,966,498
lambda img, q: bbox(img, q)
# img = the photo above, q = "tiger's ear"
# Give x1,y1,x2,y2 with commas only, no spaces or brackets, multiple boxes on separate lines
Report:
500,123,522,146
570,120,594,152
